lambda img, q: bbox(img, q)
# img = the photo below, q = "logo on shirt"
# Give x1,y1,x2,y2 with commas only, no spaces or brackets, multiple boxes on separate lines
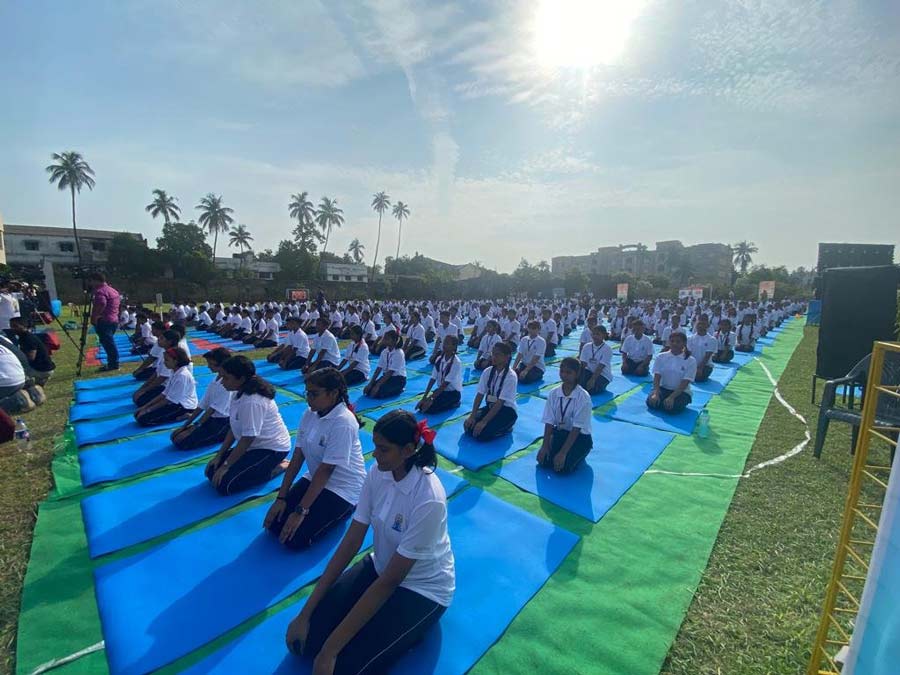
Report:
391,513,404,532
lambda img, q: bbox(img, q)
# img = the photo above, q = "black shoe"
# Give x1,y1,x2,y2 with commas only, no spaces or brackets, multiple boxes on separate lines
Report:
99,364,120,372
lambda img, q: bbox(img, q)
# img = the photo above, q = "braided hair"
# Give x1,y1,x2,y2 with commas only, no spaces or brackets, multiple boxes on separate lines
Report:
305,367,364,428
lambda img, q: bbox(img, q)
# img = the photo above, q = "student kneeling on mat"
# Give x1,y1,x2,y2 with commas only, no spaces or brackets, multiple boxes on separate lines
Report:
646,331,696,414
513,320,546,385
285,411,454,674
621,319,653,377
305,318,342,373
205,356,291,495
417,334,463,414
687,317,716,383
579,324,613,394
336,325,370,387
465,341,518,441
171,347,233,450
132,329,180,406
537,357,593,473
134,347,197,427
363,330,407,399
264,368,367,550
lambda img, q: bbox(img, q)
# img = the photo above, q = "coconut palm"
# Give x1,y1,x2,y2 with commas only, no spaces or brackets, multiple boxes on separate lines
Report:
315,196,344,256
196,193,234,260
45,151,96,265
732,241,758,275
228,224,254,268
348,238,366,264
370,191,391,277
145,189,181,225
392,201,410,260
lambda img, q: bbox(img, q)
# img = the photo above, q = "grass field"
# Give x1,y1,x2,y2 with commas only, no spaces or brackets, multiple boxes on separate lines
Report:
0,322,873,675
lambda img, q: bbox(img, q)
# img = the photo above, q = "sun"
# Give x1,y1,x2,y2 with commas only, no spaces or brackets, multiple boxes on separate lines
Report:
534,0,646,68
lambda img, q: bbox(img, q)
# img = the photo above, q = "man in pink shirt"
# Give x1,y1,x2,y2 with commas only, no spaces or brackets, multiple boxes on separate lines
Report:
88,272,121,371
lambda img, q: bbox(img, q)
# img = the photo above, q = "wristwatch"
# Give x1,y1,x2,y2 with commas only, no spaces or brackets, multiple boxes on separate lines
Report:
298,506,311,516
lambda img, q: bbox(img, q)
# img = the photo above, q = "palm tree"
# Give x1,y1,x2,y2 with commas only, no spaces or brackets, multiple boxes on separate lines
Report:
46,151,96,265
370,191,391,277
196,193,234,261
348,238,366,264
145,189,181,225
392,201,410,260
228,224,254,269
289,191,315,237
732,241,759,275
315,196,344,256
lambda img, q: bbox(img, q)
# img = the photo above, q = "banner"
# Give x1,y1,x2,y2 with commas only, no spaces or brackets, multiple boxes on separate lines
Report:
616,283,629,301
286,288,308,301
678,286,704,300
758,280,775,300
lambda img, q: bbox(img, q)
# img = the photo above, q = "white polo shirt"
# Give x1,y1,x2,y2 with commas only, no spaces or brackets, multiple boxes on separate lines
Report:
431,354,463,392
735,324,758,348
621,334,653,362
477,366,518,411
344,340,371,377
377,347,407,378
653,351,697,393
542,384,593,434
198,377,233,418
504,319,521,345
163,365,198,409
579,341,613,381
288,328,311,358
229,393,292,453
541,319,558,345
518,336,547,371
0,293,20,330
688,333,717,360
266,319,281,344
361,320,378,341
0,344,25,388
407,323,427,350
477,333,502,359
353,465,455,607
295,403,367,505
715,330,733,352
312,330,341,365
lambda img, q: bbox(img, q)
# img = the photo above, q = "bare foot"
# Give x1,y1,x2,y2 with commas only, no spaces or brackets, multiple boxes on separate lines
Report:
270,460,290,479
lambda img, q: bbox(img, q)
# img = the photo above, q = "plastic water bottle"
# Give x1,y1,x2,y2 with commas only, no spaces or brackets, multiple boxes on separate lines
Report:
15,418,32,452
697,410,710,439
463,366,472,382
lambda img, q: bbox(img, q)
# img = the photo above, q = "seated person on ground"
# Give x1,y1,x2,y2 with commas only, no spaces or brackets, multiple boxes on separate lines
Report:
0,340,40,414
371,312,399,356
132,329,180,406
503,308,521,354
734,315,758,353
646,331,697,415
264,367,367,550
363,330,407,399
513,321,547,385
285,410,453,674
336,325,370,386
429,310,456,365
134,347,197,427
171,347,233,450
402,311,428,362
579,325,613,394
474,320,502,371
540,308,558,358
9,317,55,386
132,321,165,380
537,357,594,473
305,318,342,373
252,309,280,348
272,316,310,370
467,304,490,349
687,317,716,383
417,335,463,415
465,342,518,441
711,318,734,364
205,356,292,495
621,320,653,377
360,310,378,350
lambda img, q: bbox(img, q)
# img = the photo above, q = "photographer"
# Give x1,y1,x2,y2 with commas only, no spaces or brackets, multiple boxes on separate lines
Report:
87,272,121,372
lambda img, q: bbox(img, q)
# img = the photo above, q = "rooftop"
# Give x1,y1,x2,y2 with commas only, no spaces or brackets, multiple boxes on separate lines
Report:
4,223,145,240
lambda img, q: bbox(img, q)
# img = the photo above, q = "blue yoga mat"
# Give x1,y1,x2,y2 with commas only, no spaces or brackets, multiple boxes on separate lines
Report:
78,403,309,486
430,396,547,470
351,374,432,413
93,469,468,675
496,417,675,521
70,399,141,423
75,373,136,391
517,367,562,395
71,370,217,404
607,386,714,436
588,375,641,408
366,385,480,426
182,488,577,675
691,364,738,394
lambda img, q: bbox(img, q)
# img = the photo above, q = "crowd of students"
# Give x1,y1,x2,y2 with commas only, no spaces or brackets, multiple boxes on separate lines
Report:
102,292,803,673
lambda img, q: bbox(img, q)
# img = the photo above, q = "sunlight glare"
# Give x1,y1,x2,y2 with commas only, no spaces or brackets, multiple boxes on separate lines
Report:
535,0,646,68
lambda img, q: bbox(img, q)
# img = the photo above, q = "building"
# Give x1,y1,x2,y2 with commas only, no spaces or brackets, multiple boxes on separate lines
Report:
552,240,733,285
325,262,367,283
411,255,485,281
214,253,281,281
3,223,145,266
0,212,6,265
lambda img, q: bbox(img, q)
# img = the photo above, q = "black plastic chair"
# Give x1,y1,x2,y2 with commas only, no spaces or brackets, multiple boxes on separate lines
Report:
813,352,900,459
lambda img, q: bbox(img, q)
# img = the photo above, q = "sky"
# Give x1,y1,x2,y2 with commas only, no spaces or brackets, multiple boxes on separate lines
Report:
1,0,898,273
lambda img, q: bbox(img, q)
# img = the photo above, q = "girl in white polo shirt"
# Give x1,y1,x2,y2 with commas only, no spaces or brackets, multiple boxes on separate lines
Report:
402,311,428,362
276,317,311,370
286,410,453,674
687,317,717,383
205,356,292,496
336,325,371,386
465,341,519,441
429,310,456,365
621,319,653,377
513,320,547,384
537,357,594,473
712,318,735,364
417,334,463,414
264,367,367,550
305,318,342,373
734,314,758,352
647,331,697,414
364,330,408,399
134,348,197,427
579,325,613,394
171,347,233,450
474,320,502,370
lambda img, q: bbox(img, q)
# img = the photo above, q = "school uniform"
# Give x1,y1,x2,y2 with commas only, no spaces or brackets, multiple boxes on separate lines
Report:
422,314,436,342
281,328,311,369
405,323,428,361
427,353,463,412
712,330,734,363
688,333,717,382
311,330,341,370
209,392,292,496
468,315,488,347
540,384,594,472
254,318,280,348
469,365,518,440
361,320,378,344
268,403,367,549
541,319,558,357
475,333,502,369
372,347,407,398
647,351,697,414
516,335,547,384
137,365,198,427
304,465,454,674
735,324,758,352
579,341,613,393
503,319,521,351
621,333,653,375
173,377,233,450
342,340,371,386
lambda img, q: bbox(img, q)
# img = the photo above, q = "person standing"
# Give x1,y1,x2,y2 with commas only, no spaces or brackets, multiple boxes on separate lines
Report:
88,272,121,372
0,280,21,339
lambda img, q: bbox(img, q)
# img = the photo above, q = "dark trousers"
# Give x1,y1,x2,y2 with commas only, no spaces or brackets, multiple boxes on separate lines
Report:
694,363,713,383
135,384,164,407
173,416,230,450
516,365,544,384
282,354,307,370
735,344,755,353
313,359,339,371
621,358,649,376
425,388,461,413
255,339,277,348
646,387,692,414
544,344,556,358
133,364,155,381
474,356,491,370
96,320,119,368
405,345,426,361
343,369,367,386
539,428,593,473
371,375,406,399
712,350,733,364
467,404,517,441
579,369,610,394
136,401,191,427
206,447,288,496
303,555,447,675
266,478,355,550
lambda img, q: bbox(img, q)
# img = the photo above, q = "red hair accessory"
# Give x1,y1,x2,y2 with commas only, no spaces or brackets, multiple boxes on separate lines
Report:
415,419,437,445
347,402,357,414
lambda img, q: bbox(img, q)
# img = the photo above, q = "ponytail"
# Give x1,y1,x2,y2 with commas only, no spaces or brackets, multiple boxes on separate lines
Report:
305,367,364,428
221,355,276,399
373,410,438,473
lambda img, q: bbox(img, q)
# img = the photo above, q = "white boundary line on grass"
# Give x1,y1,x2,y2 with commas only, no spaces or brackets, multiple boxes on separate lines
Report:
29,640,104,675
645,358,811,480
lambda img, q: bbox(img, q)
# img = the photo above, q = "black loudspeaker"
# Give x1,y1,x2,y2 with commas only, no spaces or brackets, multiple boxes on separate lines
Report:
816,243,895,298
816,265,899,378
36,290,52,313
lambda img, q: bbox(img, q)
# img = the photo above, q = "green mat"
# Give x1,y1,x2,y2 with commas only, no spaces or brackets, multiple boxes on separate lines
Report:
15,321,803,675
